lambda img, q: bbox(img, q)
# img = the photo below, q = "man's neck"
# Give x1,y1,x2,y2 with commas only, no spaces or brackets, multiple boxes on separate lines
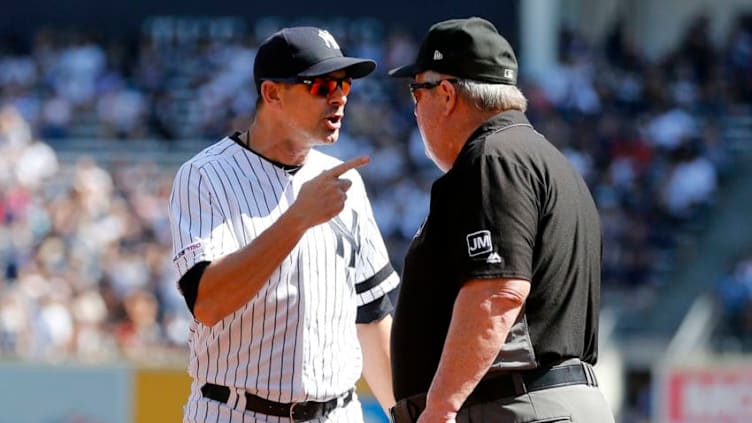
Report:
452,108,503,148
246,121,311,166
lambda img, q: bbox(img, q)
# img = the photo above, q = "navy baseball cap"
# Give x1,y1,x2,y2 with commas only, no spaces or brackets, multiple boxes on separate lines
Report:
254,26,376,91
389,17,518,85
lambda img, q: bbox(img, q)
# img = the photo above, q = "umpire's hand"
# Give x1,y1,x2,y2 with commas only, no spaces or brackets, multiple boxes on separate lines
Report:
291,156,369,227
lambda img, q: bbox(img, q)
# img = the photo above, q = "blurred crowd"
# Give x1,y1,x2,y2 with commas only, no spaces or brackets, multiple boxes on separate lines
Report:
0,106,184,363
1,12,752,365
715,249,752,351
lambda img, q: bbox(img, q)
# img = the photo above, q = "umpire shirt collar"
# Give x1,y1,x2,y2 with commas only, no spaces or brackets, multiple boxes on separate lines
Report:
461,109,531,152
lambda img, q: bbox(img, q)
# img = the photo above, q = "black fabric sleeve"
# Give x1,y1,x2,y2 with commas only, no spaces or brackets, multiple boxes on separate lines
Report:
178,261,211,315
451,154,538,282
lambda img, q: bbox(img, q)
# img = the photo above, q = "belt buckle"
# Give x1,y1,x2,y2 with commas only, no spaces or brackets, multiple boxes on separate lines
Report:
289,401,304,422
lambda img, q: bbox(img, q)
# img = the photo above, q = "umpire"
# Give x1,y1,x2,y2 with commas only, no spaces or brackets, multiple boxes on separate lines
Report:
388,17,615,423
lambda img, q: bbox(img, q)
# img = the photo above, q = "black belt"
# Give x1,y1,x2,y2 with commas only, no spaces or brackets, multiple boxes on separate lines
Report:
390,362,598,423
201,383,353,422
465,362,597,406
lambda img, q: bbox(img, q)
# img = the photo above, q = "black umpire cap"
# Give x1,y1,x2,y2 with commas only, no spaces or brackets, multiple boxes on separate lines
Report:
389,17,518,85
254,26,376,92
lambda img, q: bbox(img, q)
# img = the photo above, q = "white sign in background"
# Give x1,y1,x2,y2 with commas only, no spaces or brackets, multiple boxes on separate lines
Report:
657,365,752,423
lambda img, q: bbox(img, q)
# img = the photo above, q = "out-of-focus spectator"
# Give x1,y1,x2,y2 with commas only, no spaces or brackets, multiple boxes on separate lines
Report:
645,105,698,151
715,252,752,348
660,139,718,221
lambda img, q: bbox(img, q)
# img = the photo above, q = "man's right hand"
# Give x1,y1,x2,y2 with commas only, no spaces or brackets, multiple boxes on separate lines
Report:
291,156,369,227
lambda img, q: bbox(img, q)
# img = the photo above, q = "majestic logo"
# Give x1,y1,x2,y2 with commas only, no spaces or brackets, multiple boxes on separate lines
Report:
328,210,360,268
486,252,502,264
466,230,492,257
318,30,340,50
433,50,444,60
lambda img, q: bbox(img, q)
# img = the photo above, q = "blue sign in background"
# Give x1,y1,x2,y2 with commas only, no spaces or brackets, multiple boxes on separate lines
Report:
363,397,391,423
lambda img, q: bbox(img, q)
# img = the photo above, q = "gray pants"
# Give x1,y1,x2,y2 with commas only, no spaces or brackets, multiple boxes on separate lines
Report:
452,384,614,423
391,361,615,423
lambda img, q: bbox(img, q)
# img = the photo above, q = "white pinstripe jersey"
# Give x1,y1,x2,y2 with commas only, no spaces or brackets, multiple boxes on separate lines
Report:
168,135,399,420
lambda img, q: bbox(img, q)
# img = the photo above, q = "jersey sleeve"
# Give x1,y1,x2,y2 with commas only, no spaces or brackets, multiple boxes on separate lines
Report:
348,172,399,322
168,161,240,277
449,154,538,282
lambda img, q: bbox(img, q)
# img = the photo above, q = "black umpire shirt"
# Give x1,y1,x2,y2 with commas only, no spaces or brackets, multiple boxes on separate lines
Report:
391,110,602,400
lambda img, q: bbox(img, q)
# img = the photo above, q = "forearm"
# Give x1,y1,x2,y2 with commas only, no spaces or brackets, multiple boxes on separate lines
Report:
423,279,529,420
358,314,396,414
194,209,309,326
188,156,368,326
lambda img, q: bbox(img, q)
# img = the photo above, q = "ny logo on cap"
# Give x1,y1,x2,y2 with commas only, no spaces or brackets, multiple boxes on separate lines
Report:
433,50,444,60
318,30,340,50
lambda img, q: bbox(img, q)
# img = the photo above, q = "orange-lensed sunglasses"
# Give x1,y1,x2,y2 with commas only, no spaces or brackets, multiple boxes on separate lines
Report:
268,77,352,97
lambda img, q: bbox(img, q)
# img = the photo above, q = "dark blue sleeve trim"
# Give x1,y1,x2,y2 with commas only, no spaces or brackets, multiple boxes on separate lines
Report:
356,294,393,324
356,263,395,294
178,261,210,315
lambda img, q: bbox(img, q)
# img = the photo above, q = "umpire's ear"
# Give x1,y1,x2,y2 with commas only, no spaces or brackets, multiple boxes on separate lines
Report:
259,80,283,108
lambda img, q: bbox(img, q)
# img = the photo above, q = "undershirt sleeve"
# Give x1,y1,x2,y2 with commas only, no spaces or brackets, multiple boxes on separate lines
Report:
178,261,211,315
356,292,394,324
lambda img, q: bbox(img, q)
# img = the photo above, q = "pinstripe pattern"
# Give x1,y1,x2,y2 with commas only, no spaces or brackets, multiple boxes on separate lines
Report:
169,136,398,422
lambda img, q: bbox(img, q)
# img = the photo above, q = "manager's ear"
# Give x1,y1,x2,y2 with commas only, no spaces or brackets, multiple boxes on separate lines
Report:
259,80,283,109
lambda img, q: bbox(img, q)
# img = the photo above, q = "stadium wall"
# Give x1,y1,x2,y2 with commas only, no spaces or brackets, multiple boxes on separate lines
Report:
0,362,388,423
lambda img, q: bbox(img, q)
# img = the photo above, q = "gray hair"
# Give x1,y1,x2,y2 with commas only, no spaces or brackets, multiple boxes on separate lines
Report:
423,70,528,112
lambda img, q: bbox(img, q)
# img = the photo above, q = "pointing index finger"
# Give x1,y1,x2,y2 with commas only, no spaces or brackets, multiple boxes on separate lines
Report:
328,156,370,177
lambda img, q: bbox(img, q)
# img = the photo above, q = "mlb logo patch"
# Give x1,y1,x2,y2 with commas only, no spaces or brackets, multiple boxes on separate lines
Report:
173,241,203,262
466,230,493,257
